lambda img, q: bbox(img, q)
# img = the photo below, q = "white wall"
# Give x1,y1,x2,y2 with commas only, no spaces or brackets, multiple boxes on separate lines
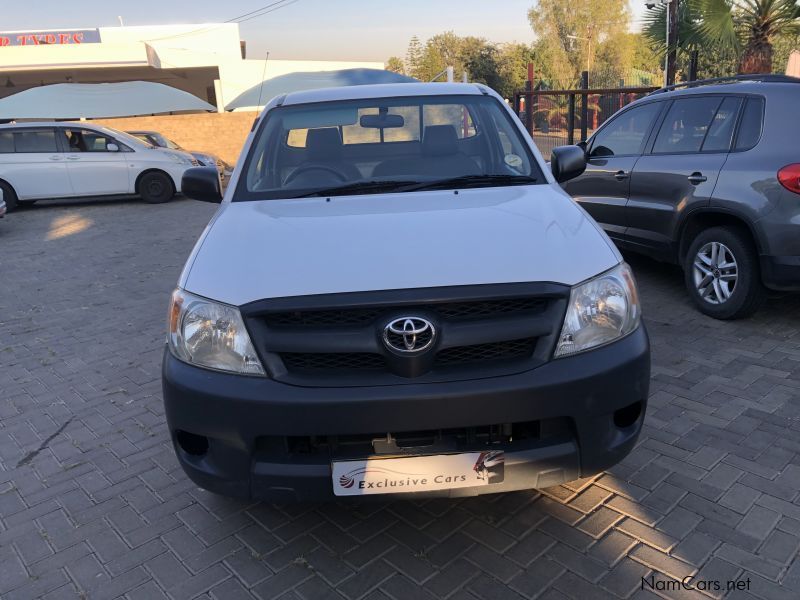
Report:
101,23,244,68
0,23,386,111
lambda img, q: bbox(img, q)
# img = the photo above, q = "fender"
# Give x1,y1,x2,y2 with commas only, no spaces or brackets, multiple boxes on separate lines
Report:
675,205,765,263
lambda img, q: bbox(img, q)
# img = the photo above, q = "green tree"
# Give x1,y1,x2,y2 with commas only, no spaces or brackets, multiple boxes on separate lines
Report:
592,32,661,86
773,32,800,73
496,43,536,98
527,0,631,87
460,37,503,89
724,0,799,73
405,35,424,80
643,0,800,75
385,56,406,74
418,31,465,81
401,32,510,87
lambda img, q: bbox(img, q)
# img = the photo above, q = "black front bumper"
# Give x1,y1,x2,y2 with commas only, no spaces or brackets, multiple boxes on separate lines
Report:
162,325,650,502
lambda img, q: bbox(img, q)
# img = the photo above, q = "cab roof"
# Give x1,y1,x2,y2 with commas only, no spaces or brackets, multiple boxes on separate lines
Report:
281,82,490,106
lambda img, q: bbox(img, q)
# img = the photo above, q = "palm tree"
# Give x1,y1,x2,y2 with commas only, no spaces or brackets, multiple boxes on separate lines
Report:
730,1,800,73
644,0,800,75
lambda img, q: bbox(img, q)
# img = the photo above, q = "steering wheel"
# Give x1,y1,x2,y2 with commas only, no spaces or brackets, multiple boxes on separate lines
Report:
284,164,348,186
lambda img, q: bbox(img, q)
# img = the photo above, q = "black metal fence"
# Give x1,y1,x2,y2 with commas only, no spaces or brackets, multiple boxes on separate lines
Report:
513,75,658,157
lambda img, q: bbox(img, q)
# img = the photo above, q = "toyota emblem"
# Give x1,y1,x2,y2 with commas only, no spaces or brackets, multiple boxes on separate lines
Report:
383,317,435,354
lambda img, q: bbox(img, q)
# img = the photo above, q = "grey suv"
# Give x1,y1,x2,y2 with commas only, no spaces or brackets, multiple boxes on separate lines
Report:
558,75,800,319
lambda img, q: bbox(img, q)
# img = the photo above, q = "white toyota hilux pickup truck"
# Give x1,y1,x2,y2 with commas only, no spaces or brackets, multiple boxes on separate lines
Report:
162,82,650,501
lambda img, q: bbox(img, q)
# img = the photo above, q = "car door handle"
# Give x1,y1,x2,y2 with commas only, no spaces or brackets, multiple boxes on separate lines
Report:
688,172,707,185
614,170,629,181
65,155,81,161
49,155,63,161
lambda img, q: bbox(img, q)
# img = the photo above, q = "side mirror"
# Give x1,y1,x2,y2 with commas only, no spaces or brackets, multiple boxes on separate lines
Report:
550,145,587,183
107,143,119,152
182,167,222,203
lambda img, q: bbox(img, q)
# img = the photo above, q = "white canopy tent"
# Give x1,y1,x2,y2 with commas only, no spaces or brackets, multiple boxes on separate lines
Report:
0,81,215,120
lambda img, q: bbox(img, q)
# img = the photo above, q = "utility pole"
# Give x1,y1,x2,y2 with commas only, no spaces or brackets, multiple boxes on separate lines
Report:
666,0,679,85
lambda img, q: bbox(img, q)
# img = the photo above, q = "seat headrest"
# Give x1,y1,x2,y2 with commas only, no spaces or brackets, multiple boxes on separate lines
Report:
305,128,343,160
423,125,459,156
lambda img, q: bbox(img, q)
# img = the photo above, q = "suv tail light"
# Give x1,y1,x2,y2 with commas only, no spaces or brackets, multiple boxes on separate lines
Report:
778,164,800,195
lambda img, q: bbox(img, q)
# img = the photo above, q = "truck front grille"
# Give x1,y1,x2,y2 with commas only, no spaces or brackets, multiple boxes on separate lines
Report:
264,297,548,328
241,284,568,387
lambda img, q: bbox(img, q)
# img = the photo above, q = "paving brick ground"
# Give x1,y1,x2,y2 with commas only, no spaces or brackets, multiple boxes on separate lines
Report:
1,197,799,600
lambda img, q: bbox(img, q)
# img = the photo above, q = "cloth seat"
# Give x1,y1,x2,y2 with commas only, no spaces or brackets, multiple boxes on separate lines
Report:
303,128,361,181
372,125,479,178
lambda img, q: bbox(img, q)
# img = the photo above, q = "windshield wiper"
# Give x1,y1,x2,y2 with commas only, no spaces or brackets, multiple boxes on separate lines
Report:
291,180,419,198
287,174,537,199
395,174,538,193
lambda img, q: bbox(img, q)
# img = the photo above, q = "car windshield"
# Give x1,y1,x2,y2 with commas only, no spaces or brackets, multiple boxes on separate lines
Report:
115,130,155,148
164,137,182,150
237,94,543,200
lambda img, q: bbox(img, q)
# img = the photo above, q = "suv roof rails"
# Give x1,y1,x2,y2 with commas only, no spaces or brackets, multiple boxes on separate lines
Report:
649,73,800,95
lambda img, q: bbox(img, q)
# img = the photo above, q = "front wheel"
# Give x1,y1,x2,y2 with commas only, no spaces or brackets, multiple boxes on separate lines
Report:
683,226,765,319
139,172,175,204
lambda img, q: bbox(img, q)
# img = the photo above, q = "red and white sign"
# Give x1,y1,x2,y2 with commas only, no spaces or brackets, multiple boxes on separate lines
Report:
0,29,101,47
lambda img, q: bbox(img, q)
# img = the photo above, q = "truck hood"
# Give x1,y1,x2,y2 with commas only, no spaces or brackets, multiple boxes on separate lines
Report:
182,185,620,306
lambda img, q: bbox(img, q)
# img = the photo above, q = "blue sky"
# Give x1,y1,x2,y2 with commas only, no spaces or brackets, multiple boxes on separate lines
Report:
1,0,648,62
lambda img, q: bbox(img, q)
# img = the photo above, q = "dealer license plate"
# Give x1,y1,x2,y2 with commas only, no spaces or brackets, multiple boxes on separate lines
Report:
331,450,505,496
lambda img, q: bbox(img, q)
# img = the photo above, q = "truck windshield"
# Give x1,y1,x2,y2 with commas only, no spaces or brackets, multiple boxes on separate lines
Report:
237,94,543,200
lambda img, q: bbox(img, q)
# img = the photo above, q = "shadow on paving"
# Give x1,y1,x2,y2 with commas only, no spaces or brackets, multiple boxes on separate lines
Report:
0,201,798,600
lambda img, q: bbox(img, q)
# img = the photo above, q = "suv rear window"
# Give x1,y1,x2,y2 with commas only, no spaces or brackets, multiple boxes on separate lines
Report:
700,97,741,152
734,97,765,151
653,97,722,154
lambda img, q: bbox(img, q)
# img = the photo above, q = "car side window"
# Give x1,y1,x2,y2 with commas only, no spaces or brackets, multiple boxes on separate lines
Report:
652,97,722,154
13,129,58,153
589,102,662,158
63,129,116,152
734,97,765,151
0,131,13,153
700,97,742,153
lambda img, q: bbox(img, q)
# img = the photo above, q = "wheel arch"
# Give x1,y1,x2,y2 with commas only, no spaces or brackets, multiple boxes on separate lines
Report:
134,168,176,195
0,177,19,198
677,208,763,265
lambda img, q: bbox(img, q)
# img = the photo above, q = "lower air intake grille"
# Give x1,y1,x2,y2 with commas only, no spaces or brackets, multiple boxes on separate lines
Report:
279,338,536,373
281,352,385,371
435,338,536,367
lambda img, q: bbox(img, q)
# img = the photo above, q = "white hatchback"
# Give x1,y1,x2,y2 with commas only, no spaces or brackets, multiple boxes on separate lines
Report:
0,122,197,210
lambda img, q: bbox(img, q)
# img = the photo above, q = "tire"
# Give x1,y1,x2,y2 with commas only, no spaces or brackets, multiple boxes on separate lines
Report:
0,180,18,212
139,171,175,204
683,226,765,319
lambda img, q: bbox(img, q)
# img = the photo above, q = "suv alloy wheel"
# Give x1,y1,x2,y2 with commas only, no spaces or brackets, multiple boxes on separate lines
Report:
683,226,765,319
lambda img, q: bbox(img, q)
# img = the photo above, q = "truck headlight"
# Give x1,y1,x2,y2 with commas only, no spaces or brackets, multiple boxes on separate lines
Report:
167,289,265,375
554,263,641,358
